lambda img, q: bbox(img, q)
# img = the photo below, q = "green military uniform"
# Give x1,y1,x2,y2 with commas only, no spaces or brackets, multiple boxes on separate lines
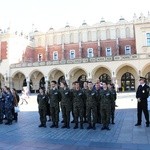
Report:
72,89,84,129
110,88,117,124
48,88,61,128
85,89,97,129
95,88,101,124
100,88,113,130
59,87,72,128
82,88,88,123
37,93,48,127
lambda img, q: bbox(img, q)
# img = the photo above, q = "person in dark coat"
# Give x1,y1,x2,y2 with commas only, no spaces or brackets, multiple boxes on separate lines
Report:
37,87,48,127
135,77,150,127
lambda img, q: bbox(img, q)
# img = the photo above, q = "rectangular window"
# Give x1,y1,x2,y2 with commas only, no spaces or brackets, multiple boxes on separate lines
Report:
125,45,131,55
146,33,150,46
87,48,94,58
106,47,112,56
38,54,42,62
53,51,58,60
70,50,75,59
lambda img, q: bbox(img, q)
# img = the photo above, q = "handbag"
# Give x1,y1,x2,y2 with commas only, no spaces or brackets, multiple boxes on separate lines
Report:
14,106,20,113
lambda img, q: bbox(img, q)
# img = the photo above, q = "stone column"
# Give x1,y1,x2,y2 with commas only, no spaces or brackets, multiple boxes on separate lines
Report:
45,76,49,92
25,77,30,92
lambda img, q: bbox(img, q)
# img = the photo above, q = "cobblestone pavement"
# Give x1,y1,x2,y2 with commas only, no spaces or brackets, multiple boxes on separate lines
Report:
0,92,150,150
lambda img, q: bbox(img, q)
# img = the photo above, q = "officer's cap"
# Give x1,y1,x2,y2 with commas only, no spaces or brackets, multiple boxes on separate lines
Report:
139,76,146,81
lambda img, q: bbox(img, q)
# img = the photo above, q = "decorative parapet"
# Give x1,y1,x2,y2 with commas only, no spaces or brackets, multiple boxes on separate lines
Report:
9,53,150,68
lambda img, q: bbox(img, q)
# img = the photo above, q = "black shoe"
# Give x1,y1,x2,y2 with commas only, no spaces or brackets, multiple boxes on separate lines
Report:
38,124,43,127
83,120,88,123
73,125,78,129
61,125,67,128
0,121,3,124
146,124,149,127
5,122,12,125
55,124,59,128
135,123,141,126
112,122,115,125
101,126,105,130
50,124,55,128
105,126,110,130
80,124,83,129
87,125,92,130
47,119,51,122
67,126,70,129
61,120,64,123
43,124,47,128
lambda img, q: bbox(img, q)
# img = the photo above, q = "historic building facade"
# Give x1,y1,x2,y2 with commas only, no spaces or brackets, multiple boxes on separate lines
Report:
0,13,150,93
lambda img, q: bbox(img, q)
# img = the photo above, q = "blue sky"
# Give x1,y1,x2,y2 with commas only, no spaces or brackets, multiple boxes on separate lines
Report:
0,0,149,33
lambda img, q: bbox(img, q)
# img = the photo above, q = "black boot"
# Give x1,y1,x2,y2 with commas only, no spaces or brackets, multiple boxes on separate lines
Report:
50,122,55,128
87,123,92,129
55,122,59,128
93,123,96,130
80,123,83,129
73,123,78,129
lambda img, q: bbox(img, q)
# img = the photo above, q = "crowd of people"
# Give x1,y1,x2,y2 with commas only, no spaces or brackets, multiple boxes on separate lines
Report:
37,80,117,130
0,86,20,125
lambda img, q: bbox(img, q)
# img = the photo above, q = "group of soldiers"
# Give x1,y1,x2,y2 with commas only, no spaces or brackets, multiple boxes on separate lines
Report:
37,80,117,130
0,86,20,125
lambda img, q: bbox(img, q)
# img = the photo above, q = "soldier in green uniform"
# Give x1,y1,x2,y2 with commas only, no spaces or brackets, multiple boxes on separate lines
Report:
70,82,76,123
94,82,101,124
48,80,61,128
72,81,84,129
85,81,97,130
59,81,72,129
82,81,88,123
37,87,48,128
108,83,117,124
100,81,113,130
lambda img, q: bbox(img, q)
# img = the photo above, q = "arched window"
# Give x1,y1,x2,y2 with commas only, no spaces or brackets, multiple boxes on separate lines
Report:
121,72,135,91
146,33,150,46
78,74,87,88
106,29,110,39
39,77,45,89
23,79,33,92
58,75,65,86
99,73,111,83
88,31,92,41
53,51,58,60
116,28,120,38
87,48,94,58
126,27,130,38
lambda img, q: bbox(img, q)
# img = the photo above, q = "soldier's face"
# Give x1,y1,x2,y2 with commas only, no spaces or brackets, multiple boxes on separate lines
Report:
88,83,93,89
103,83,107,89
60,82,64,88
139,79,144,85
51,82,56,88
95,84,100,90
75,83,80,89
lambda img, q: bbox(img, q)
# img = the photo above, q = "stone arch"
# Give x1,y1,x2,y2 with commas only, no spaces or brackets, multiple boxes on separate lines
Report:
116,65,137,91
92,65,111,82
48,68,65,84
69,67,88,87
142,63,150,86
12,72,26,92
30,70,44,93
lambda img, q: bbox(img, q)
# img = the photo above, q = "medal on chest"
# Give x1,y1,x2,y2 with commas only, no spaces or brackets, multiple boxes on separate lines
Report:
142,90,145,93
